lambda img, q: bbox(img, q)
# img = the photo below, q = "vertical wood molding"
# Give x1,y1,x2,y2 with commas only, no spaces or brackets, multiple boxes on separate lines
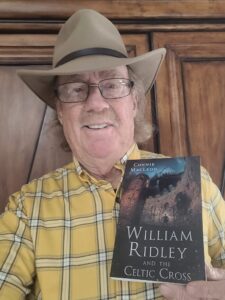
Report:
166,47,188,156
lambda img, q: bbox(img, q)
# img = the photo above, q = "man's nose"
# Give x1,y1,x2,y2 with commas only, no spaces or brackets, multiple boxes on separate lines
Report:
84,85,109,112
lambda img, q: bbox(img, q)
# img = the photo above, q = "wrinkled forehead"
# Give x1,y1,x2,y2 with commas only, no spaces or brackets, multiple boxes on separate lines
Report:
56,66,129,85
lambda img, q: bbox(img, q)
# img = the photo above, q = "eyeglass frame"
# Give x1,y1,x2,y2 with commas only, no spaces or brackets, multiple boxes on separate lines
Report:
54,77,135,103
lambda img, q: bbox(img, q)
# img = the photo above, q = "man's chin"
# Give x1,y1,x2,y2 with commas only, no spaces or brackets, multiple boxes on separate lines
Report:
87,144,117,159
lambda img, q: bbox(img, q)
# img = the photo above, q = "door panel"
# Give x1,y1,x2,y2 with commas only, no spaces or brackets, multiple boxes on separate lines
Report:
153,32,225,196
0,66,46,211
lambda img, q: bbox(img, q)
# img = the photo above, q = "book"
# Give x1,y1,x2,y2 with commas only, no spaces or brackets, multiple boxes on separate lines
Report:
110,156,205,284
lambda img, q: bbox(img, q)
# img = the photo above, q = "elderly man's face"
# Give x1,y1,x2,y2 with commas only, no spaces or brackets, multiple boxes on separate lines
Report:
56,66,137,167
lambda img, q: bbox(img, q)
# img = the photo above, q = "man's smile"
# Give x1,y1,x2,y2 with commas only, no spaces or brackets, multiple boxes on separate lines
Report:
82,123,114,130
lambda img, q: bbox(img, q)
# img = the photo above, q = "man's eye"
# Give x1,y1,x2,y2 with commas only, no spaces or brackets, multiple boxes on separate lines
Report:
70,85,86,94
73,87,84,93
106,83,119,89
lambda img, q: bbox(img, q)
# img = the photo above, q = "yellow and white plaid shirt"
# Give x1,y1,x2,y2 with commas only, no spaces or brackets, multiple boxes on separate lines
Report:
0,144,225,300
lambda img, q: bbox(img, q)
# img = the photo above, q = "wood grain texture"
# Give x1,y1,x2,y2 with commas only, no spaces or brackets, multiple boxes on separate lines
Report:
0,35,55,212
153,32,225,196
0,0,225,19
29,107,72,181
0,67,46,212
183,61,225,191
2,22,225,34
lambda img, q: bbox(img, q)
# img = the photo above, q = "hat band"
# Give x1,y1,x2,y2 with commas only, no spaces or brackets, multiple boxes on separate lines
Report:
55,47,127,67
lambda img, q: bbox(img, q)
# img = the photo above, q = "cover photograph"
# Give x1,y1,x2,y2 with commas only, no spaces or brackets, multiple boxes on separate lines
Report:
110,156,205,284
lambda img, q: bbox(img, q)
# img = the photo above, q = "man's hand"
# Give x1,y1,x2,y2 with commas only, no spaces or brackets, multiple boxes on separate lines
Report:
159,265,225,300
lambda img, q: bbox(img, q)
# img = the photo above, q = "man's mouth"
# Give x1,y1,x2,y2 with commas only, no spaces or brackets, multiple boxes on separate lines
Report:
83,123,112,130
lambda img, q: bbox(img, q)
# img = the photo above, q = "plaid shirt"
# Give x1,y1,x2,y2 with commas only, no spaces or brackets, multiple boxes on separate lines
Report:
0,144,225,300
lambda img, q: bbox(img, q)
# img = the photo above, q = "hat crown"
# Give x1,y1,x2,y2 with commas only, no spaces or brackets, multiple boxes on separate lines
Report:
53,9,128,67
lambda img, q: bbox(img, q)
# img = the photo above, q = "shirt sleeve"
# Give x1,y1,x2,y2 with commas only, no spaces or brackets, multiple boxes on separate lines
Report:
201,167,225,268
0,191,35,299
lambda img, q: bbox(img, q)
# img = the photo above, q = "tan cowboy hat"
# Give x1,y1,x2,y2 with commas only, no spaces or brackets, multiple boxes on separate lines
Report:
17,9,166,108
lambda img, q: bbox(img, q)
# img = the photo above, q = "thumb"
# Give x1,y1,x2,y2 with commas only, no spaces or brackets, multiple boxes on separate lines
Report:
206,264,225,280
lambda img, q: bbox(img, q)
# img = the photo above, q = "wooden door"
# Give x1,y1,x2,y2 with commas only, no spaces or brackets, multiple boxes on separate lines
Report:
0,33,152,212
153,32,225,197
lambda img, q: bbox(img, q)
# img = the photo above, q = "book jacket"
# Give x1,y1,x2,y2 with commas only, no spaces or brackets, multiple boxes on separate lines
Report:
110,156,205,284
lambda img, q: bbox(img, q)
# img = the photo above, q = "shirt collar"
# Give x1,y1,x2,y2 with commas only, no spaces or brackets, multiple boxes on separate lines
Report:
73,143,141,184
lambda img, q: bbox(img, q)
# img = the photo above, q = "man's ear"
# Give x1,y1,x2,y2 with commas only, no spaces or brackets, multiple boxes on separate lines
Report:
56,100,63,125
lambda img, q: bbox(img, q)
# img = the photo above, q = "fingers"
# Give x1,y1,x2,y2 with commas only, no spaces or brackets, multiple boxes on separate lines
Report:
160,281,224,300
159,266,225,300
206,264,225,281
187,280,225,299
160,283,191,300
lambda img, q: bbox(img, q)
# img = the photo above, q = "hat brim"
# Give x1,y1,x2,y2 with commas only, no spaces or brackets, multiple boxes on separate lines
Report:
17,48,166,109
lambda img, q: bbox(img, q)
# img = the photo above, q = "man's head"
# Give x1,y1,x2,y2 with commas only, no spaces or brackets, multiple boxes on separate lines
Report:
17,9,166,171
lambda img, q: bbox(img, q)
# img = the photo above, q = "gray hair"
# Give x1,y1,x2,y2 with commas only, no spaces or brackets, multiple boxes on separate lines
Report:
128,67,152,143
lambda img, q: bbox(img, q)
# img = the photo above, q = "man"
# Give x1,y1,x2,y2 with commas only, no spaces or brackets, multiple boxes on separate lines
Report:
0,9,224,300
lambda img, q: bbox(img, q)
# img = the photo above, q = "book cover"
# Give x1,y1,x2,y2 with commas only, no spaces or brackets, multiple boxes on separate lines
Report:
110,156,205,284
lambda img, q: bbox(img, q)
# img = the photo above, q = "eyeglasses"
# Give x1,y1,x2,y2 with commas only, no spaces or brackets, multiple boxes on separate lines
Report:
55,78,134,103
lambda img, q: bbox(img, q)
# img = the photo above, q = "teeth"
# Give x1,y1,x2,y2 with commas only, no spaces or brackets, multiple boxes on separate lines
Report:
87,124,108,129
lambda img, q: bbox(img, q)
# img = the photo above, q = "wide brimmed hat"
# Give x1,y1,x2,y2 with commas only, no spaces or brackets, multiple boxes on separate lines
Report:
17,9,166,109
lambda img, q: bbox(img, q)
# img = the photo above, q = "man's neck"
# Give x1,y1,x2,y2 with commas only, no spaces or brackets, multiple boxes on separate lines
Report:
73,143,136,188
84,165,122,189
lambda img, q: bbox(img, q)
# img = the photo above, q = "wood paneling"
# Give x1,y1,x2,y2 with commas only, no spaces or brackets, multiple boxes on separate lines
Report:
183,62,225,191
29,107,72,181
0,35,59,212
153,32,225,196
0,0,225,19
2,22,225,34
0,67,46,212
